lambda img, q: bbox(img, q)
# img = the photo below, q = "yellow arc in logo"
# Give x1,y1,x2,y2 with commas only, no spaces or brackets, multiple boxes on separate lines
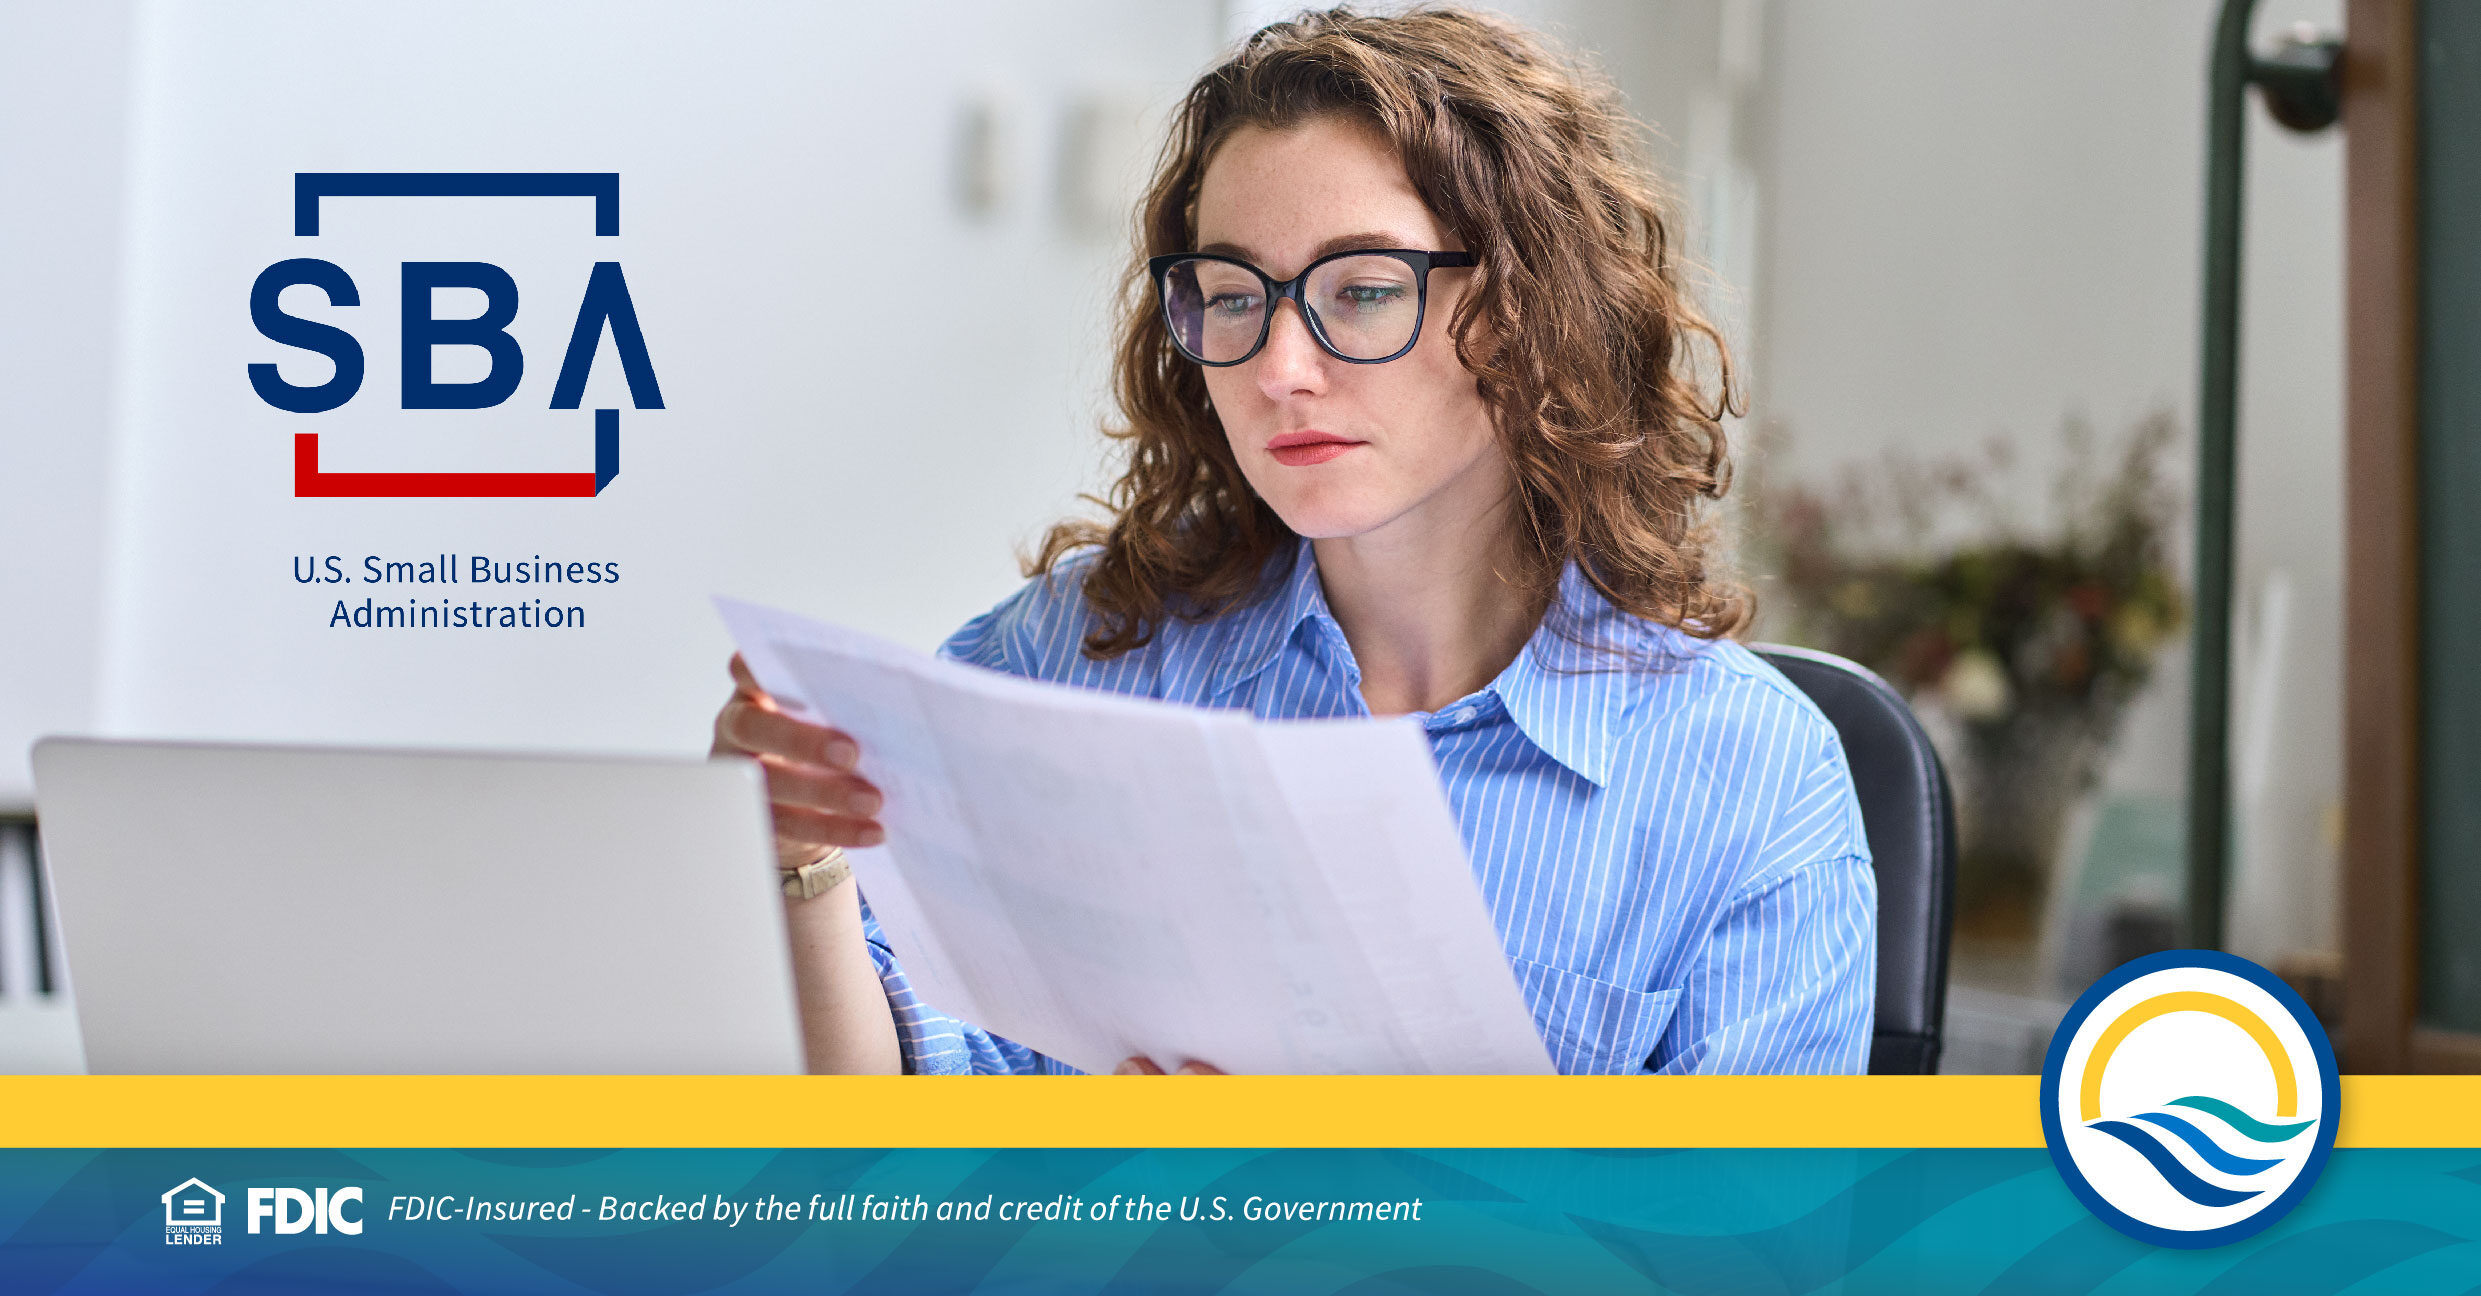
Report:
2077,991,2297,1122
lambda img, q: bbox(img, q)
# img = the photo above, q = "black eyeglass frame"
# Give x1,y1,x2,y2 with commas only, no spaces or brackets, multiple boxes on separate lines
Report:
1147,248,1478,366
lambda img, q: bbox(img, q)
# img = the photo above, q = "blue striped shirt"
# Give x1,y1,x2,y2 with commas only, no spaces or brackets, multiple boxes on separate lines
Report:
859,539,1877,1075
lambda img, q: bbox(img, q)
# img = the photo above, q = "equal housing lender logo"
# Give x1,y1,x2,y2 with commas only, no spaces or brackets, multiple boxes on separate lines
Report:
162,1178,224,1245
248,172,664,497
2041,950,2340,1248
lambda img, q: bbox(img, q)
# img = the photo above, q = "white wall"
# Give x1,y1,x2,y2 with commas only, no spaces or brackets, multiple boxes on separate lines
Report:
0,1,136,812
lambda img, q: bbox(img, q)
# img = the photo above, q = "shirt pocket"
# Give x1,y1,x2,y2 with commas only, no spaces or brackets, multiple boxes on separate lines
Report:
1506,954,1684,1075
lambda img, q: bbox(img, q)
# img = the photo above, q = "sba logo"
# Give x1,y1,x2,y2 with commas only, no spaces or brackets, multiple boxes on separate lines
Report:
2041,950,2340,1248
250,173,663,498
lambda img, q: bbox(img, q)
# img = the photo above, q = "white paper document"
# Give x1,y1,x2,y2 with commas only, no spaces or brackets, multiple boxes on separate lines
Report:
715,597,1554,1075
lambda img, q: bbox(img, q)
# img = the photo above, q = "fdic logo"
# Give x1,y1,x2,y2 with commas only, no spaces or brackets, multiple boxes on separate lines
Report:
2041,950,2340,1248
160,1180,367,1246
248,1185,365,1235
249,172,662,498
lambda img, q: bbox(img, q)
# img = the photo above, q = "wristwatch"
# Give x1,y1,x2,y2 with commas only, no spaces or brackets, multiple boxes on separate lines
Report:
781,846,853,900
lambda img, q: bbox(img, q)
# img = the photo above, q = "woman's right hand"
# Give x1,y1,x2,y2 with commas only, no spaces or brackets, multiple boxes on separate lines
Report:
710,653,886,870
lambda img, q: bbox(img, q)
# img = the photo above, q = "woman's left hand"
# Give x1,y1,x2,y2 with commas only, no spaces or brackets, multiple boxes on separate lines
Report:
1113,1057,1224,1075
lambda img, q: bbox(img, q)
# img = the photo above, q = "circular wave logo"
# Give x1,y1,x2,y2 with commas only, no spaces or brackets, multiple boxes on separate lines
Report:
2041,949,2340,1248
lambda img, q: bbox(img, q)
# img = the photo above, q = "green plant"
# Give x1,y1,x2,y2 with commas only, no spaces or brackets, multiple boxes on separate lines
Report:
1751,413,2189,923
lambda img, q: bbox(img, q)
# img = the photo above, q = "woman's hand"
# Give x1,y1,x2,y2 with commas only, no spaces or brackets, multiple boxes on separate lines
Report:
710,653,886,871
1113,1057,1225,1075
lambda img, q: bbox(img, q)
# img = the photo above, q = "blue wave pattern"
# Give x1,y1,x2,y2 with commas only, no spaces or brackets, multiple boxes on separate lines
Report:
2130,1113,2280,1175
2086,1096,2316,1208
0,1145,2473,1293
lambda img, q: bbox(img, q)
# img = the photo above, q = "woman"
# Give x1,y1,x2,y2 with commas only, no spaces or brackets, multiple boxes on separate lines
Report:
712,6,1875,1076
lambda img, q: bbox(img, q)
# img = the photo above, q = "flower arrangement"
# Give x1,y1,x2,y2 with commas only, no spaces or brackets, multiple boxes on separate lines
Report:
1750,413,2188,928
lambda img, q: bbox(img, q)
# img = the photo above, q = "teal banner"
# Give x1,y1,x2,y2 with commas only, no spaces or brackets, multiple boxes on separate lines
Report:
3,1147,2478,1293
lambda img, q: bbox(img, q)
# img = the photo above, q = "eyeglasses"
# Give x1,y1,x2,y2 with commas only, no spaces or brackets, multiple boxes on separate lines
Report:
1148,249,1476,366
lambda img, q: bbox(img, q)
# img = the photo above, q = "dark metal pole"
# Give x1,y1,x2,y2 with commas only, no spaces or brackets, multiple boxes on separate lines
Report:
2188,4,2343,951
2188,0,2256,952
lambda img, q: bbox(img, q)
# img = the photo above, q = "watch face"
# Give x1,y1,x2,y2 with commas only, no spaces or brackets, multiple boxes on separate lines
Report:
783,854,850,900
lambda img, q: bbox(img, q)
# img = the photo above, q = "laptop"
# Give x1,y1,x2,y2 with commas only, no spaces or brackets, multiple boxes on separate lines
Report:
29,737,803,1074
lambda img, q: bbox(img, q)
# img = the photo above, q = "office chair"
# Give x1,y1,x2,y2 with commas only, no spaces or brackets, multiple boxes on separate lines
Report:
1753,644,1958,1074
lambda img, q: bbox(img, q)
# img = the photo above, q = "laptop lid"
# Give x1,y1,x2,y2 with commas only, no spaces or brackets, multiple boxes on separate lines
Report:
29,737,801,1074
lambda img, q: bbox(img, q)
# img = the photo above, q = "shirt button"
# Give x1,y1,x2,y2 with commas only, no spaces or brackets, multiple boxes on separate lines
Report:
1448,707,1477,725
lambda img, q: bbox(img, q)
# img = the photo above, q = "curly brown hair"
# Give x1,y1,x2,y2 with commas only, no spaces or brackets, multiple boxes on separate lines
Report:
1033,4,1748,658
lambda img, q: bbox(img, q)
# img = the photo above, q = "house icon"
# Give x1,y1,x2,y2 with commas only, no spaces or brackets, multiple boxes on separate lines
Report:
162,1178,224,1228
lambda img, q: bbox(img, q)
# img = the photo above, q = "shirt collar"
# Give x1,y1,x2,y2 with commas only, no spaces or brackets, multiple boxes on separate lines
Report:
1204,538,1335,698
1489,562,1653,788
1207,540,1654,788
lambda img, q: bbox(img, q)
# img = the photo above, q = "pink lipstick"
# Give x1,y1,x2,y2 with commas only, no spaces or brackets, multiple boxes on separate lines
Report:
1266,430,1365,467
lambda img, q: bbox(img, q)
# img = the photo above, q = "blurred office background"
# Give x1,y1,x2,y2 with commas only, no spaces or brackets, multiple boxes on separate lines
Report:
0,0,2374,1072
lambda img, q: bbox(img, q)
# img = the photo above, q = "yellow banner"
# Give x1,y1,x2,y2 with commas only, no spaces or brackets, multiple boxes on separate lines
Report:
0,1075,2470,1148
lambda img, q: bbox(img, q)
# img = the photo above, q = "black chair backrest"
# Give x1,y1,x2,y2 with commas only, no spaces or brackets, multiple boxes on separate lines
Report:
1753,644,1958,1074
